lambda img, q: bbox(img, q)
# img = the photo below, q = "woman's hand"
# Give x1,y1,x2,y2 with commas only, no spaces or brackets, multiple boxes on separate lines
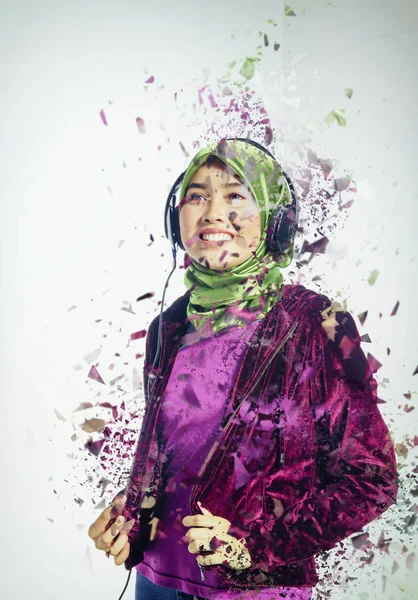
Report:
88,495,134,566
182,502,252,571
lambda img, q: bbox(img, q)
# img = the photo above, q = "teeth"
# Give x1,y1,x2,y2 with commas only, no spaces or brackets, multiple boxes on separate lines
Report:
202,233,233,241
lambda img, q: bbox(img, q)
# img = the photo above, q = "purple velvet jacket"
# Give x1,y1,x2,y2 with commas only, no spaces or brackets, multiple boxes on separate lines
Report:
112,284,398,588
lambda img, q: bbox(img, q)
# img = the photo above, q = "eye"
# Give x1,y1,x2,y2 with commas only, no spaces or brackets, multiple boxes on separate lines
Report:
188,193,209,203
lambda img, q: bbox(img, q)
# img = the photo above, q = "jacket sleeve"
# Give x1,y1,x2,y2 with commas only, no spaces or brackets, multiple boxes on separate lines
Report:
243,309,399,571
143,314,160,409
141,313,169,522
103,316,154,535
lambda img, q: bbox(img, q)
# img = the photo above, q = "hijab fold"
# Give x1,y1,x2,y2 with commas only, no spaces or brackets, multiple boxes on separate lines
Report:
180,139,295,335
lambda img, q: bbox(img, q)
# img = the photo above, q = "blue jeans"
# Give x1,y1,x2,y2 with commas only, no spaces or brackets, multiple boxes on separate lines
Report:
135,571,206,599
135,571,312,600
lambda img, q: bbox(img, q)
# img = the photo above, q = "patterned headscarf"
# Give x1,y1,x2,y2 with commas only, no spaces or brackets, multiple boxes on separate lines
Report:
180,139,294,335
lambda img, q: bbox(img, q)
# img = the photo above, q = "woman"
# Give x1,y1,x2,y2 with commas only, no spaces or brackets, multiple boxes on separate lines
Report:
88,138,398,600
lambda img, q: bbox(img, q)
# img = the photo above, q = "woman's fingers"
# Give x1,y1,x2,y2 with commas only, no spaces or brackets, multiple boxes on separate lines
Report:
185,527,213,543
87,495,132,566
187,537,215,554
114,541,130,567
88,496,126,540
96,516,125,550
108,531,129,557
185,527,219,555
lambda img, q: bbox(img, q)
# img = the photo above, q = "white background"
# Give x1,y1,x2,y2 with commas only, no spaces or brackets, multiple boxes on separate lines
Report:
1,0,417,599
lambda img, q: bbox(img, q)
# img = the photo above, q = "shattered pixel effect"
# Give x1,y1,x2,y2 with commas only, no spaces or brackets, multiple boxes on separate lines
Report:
53,10,416,600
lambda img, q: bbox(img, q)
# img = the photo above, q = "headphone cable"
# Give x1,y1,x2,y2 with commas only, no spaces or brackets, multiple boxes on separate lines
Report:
146,246,177,403
117,568,132,600
117,247,178,599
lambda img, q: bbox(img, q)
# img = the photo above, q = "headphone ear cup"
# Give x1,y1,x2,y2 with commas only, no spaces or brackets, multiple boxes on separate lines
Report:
266,169,299,255
172,205,185,252
164,171,186,253
267,203,298,254
266,206,283,253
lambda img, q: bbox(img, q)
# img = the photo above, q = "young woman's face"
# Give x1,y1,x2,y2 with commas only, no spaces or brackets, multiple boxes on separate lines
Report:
179,161,261,270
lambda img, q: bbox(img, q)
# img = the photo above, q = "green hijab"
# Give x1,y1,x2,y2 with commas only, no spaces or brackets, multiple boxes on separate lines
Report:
179,139,295,335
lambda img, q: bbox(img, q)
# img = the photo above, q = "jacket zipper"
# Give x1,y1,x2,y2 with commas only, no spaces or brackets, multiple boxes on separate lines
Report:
191,319,299,580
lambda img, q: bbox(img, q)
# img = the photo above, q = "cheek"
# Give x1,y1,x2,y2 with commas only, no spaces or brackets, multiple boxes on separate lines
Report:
179,207,194,232
247,216,261,247
233,215,261,250
243,214,261,237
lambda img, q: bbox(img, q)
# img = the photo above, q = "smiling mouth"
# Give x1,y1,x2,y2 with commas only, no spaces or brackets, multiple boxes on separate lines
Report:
199,233,234,247
199,233,234,241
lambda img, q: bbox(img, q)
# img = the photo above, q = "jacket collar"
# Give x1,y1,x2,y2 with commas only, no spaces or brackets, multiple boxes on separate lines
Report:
149,285,331,414
158,284,330,343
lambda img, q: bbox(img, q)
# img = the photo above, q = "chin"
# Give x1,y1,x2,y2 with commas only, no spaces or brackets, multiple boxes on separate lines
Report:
191,254,243,271
209,263,232,271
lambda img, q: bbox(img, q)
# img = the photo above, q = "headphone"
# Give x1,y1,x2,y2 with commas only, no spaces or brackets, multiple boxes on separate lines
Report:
147,137,299,411
164,137,299,257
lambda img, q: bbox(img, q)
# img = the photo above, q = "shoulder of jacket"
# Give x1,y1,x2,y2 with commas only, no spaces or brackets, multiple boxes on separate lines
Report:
284,291,368,385
281,284,332,320
320,309,372,389
280,284,360,342
147,291,191,334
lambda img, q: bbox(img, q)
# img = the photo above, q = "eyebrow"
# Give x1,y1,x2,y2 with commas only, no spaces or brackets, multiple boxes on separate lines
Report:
185,181,243,193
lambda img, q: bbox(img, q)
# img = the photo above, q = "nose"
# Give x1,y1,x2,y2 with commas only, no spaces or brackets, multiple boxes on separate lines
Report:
201,191,229,224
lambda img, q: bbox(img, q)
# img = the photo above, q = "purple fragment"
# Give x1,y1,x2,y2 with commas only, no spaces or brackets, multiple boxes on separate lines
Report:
136,117,146,134
99,109,108,125
390,300,400,316
130,329,147,340
85,438,105,456
232,453,252,489
88,365,105,384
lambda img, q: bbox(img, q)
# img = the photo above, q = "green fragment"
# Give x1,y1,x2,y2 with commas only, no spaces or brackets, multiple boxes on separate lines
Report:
395,443,408,458
222,86,233,96
368,269,379,286
240,57,258,80
239,47,263,80
268,19,277,26
324,112,335,126
344,88,353,99
258,31,263,37
284,4,297,16
230,30,236,40
228,59,237,69
324,109,346,127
